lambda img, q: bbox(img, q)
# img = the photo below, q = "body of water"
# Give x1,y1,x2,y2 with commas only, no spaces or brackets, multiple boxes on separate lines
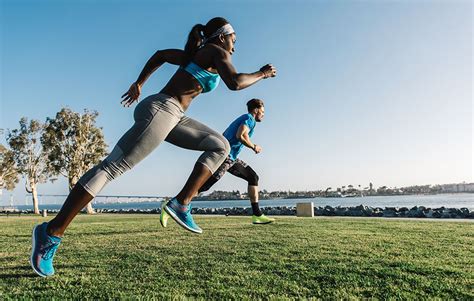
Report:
9,193,474,211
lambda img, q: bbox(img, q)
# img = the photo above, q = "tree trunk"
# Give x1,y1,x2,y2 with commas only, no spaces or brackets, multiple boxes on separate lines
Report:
85,202,95,214
31,183,40,215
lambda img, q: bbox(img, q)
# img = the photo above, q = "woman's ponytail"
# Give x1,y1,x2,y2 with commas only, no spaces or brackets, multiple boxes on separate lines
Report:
182,24,205,66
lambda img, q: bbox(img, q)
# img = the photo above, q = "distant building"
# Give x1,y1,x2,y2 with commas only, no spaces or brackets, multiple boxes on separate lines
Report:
466,183,474,192
440,183,474,193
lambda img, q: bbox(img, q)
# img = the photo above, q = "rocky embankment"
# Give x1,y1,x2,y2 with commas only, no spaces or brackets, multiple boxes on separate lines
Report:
84,205,474,218
102,205,473,218
3,205,472,218
312,205,473,218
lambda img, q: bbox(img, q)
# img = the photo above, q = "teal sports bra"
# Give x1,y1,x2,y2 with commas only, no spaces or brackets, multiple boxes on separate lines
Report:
182,62,220,93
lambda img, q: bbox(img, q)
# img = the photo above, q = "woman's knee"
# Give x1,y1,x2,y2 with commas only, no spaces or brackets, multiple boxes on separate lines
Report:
210,136,229,168
200,133,230,156
221,137,231,156
213,133,230,156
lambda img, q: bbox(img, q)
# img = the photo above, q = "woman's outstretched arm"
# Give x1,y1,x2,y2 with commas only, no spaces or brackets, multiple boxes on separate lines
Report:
213,48,276,91
135,49,185,86
121,49,185,107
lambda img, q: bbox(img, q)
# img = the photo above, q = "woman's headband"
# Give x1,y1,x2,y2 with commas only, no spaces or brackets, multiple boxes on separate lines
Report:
203,24,235,43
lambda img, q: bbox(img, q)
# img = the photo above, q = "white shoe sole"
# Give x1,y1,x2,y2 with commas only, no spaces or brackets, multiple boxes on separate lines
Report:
30,224,48,277
164,206,202,234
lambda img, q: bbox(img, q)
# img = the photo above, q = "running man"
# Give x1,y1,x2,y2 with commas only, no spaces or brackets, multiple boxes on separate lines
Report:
161,98,274,225
31,17,276,277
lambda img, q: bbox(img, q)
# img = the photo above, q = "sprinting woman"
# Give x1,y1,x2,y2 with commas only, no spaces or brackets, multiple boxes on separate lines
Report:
30,17,276,277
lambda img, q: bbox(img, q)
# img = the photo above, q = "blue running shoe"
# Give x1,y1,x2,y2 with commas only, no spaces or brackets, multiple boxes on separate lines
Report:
164,198,202,234
30,222,61,277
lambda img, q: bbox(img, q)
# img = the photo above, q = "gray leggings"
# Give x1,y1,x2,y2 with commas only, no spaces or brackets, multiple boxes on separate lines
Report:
78,93,231,197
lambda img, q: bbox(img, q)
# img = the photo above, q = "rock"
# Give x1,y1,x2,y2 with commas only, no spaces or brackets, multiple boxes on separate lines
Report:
364,207,374,216
386,207,399,212
335,207,349,216
459,208,470,218
322,207,335,216
268,209,281,215
407,206,425,218
285,207,296,215
314,206,324,216
383,210,399,217
425,209,434,218
372,208,384,217
441,208,452,218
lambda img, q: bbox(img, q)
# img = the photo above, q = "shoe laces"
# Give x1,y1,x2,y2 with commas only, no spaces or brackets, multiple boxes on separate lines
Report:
41,240,60,260
171,200,191,214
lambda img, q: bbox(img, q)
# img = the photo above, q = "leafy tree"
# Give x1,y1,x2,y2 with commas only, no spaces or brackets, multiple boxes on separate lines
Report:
7,118,52,214
0,144,19,191
42,108,108,214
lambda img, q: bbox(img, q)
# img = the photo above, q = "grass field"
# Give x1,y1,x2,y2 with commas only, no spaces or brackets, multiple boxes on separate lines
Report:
0,214,472,300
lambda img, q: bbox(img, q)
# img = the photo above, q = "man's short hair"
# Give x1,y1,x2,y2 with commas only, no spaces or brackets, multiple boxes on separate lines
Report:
247,98,264,112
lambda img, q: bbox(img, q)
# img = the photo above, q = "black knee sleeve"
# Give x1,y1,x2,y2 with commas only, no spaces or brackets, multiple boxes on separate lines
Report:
198,183,210,193
198,176,219,193
246,167,259,186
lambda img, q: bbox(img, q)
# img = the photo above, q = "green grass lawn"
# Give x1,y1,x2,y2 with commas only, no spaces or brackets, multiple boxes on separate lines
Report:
0,214,472,300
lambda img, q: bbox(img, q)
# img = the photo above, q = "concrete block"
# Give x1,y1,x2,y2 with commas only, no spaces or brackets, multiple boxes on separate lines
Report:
296,202,314,217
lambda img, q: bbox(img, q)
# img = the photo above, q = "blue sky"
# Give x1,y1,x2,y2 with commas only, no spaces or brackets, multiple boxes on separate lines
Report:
1,0,472,203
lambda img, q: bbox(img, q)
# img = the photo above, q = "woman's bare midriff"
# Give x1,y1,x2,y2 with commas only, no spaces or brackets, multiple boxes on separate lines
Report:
160,46,220,111
161,65,218,111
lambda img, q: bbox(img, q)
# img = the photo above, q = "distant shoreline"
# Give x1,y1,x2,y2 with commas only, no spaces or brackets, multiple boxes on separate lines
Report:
3,193,474,211
196,192,474,202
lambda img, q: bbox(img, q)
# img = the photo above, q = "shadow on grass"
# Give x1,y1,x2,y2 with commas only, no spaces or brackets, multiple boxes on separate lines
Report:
0,265,38,279
0,273,38,279
1,234,33,238
0,262,95,280
73,229,159,237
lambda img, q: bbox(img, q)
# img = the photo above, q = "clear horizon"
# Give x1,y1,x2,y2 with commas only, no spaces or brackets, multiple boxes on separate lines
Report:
1,0,472,205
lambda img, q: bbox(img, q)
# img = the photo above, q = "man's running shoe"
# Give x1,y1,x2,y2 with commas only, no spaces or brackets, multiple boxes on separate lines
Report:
160,201,170,228
164,198,202,234
30,222,61,277
252,214,275,224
